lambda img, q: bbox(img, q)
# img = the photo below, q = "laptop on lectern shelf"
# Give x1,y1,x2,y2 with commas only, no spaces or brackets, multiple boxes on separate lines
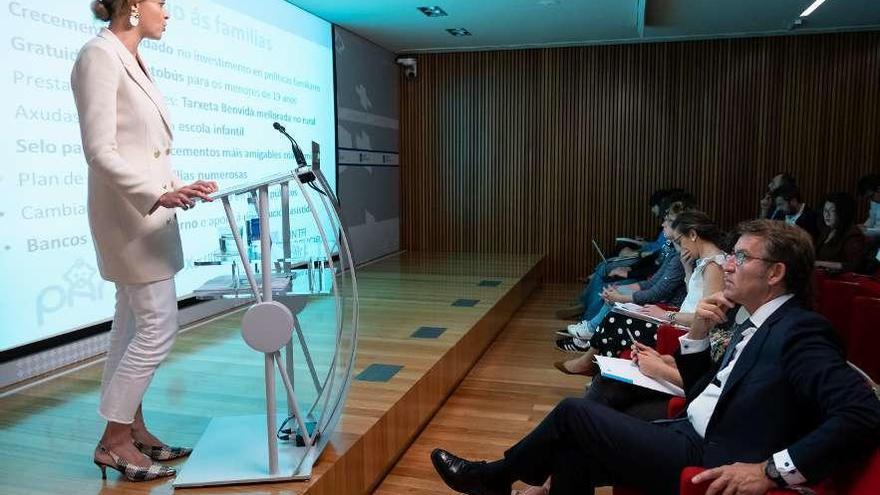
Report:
312,142,320,171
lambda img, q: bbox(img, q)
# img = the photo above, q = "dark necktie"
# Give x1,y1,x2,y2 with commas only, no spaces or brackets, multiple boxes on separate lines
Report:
711,318,754,387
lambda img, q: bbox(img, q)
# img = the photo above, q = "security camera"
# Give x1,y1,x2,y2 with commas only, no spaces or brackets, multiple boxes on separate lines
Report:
396,56,417,80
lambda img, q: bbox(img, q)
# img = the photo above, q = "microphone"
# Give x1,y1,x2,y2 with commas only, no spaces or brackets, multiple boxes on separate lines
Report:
272,122,307,167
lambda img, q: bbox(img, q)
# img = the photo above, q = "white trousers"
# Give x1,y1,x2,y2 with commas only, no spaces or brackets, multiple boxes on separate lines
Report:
99,278,178,424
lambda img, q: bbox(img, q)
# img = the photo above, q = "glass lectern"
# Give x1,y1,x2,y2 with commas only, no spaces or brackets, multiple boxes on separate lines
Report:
174,142,358,488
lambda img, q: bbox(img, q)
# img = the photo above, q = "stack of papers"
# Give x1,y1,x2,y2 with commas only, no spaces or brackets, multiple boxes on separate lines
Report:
594,355,684,397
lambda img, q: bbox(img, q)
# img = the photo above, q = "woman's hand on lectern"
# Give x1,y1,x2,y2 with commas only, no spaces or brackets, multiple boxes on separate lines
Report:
176,181,216,206
190,180,219,194
156,190,196,210
184,180,218,198
155,181,218,211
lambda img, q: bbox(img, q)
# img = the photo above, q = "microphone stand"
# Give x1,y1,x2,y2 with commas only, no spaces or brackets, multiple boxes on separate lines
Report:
272,122,316,184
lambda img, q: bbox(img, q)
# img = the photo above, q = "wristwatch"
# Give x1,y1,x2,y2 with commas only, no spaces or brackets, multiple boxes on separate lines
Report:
764,458,787,488
666,311,677,322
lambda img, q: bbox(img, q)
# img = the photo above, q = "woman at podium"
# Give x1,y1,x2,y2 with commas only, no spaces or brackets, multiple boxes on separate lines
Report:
71,0,217,482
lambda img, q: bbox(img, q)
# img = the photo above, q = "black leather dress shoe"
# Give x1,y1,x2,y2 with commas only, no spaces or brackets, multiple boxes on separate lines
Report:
430,448,509,495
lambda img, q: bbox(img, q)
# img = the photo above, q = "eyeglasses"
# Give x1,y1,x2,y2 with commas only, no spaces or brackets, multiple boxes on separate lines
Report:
726,250,778,267
672,234,683,245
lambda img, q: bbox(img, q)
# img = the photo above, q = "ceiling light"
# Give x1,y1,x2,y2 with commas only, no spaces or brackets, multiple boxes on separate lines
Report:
446,28,472,37
800,0,827,17
417,6,448,17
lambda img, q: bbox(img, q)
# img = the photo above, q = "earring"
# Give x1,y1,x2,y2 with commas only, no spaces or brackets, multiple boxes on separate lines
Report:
129,6,140,27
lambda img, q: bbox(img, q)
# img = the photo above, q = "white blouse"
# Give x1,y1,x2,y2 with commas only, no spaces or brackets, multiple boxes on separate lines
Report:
678,254,726,313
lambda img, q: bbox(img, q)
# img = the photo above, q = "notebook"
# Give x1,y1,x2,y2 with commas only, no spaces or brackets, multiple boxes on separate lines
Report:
594,355,685,397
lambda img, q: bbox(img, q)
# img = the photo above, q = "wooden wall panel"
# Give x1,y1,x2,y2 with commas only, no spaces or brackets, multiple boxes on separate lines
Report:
400,32,880,282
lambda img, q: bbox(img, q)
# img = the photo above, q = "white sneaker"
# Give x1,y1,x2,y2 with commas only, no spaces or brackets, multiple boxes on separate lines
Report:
566,320,595,340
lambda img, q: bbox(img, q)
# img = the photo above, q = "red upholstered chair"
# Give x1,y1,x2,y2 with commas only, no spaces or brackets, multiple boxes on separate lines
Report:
812,268,829,308
847,296,880,381
837,448,880,494
680,449,880,495
667,396,686,419
856,278,880,298
818,280,866,347
678,467,833,495
656,324,688,355
813,270,880,314
617,450,880,495
827,271,879,284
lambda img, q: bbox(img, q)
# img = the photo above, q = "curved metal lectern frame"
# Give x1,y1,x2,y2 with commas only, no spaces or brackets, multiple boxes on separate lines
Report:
174,160,359,488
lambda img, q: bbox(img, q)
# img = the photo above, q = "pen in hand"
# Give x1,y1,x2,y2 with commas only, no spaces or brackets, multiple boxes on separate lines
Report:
625,327,638,345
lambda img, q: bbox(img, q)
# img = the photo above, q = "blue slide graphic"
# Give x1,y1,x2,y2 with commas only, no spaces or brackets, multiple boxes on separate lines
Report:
0,0,337,352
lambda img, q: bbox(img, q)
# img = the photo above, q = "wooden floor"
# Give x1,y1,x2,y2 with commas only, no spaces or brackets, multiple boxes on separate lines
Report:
374,283,613,495
0,252,544,495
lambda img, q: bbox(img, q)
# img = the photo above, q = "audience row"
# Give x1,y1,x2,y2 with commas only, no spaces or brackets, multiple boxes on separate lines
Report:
430,174,880,495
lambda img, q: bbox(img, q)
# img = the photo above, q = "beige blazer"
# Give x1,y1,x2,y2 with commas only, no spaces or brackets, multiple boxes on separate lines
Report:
71,29,183,284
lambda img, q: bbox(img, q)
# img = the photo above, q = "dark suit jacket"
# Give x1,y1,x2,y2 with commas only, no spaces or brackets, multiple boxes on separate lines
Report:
772,206,821,241
675,298,880,483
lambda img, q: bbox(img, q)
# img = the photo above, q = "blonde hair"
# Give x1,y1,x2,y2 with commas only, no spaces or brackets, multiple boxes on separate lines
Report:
90,0,131,22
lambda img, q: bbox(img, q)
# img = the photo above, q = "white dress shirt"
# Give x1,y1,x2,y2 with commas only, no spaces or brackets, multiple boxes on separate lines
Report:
869,201,880,239
784,204,805,226
679,294,806,485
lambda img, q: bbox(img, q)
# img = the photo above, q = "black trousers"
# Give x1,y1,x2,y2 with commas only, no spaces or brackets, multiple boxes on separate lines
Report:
502,398,704,495
585,375,671,422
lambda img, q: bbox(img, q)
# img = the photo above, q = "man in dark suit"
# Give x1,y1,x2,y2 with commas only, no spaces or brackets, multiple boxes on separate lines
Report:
431,220,880,495
759,173,796,219
770,184,820,241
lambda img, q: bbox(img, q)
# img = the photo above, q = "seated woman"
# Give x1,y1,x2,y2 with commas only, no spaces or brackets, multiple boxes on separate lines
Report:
555,210,726,374
815,192,869,273
557,190,694,322
556,201,690,348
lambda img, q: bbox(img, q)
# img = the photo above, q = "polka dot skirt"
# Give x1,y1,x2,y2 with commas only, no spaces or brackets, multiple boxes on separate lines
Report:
588,313,659,356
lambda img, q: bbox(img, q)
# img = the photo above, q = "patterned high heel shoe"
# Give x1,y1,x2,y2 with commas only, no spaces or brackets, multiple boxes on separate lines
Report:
94,444,176,482
133,440,193,461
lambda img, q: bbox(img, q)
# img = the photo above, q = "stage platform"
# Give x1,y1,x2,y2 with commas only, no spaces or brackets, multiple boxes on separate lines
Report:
0,252,544,495
374,282,608,495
